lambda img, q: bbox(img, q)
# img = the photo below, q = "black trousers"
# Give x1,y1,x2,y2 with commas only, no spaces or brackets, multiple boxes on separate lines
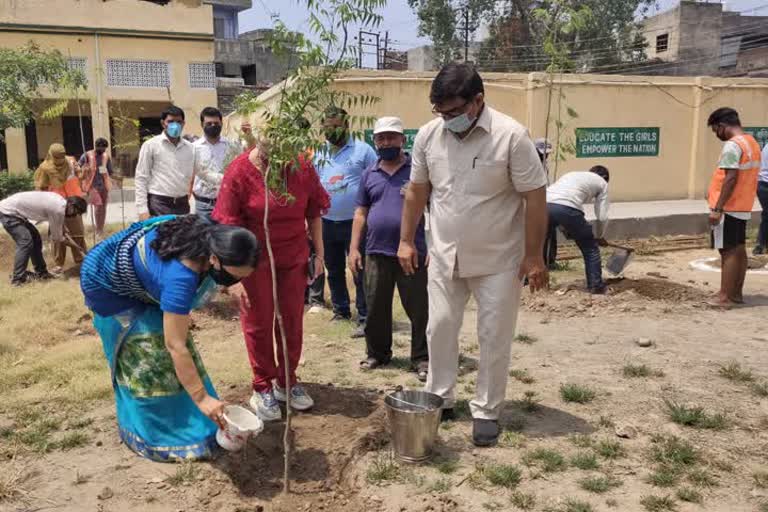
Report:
363,254,428,365
148,193,190,217
0,213,47,283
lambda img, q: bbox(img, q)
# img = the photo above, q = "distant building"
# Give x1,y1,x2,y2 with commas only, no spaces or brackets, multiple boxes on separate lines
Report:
407,44,481,72
639,1,768,77
0,0,217,174
206,1,295,113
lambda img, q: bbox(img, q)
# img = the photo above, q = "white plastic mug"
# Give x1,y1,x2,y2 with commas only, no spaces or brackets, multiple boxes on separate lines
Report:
215,405,264,452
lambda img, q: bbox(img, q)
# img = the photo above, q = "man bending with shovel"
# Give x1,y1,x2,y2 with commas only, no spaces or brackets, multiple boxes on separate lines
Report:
544,166,610,294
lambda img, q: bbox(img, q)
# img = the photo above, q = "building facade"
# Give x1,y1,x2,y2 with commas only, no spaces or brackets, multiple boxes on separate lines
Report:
640,1,768,77
0,0,218,174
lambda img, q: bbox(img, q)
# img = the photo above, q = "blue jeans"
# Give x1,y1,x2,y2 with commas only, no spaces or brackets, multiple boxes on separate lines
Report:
546,203,605,291
757,181,768,248
194,196,215,220
322,218,366,322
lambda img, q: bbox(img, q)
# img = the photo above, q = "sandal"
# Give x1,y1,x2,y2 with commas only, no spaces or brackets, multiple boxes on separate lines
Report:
360,357,386,370
415,361,429,382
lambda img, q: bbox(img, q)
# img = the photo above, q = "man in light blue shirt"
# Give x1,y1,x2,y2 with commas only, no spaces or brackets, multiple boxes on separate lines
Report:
755,143,768,255
316,107,378,335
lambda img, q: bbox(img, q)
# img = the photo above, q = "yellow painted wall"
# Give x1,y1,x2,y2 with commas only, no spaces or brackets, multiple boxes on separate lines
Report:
0,27,216,173
0,0,212,36
227,69,768,202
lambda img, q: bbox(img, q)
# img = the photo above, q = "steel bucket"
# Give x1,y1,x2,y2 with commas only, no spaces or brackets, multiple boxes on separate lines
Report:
384,389,444,463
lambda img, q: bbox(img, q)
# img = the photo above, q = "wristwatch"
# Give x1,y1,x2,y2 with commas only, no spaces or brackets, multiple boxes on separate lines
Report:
710,207,723,213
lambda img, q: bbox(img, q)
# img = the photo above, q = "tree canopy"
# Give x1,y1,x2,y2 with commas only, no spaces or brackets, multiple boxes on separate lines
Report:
0,42,87,132
408,0,657,71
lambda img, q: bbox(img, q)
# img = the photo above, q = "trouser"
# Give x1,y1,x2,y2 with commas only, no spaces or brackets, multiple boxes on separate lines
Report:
240,257,307,393
425,267,522,420
0,213,47,283
757,181,768,248
305,238,325,306
364,254,429,365
546,203,604,291
194,194,216,220
322,218,366,322
54,214,86,267
148,193,190,217
89,187,109,234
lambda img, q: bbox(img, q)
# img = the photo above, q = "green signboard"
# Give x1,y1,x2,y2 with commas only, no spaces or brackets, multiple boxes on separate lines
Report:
575,127,660,158
744,127,768,149
364,129,419,150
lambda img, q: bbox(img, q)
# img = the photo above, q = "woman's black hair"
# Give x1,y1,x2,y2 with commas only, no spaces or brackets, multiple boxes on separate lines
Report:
150,215,260,267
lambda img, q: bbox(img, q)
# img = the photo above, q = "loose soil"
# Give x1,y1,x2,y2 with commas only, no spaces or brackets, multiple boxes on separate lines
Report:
1,236,768,512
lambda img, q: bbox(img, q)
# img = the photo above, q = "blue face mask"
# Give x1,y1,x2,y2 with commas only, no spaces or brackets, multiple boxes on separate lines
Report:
166,121,182,138
377,146,401,161
443,113,475,133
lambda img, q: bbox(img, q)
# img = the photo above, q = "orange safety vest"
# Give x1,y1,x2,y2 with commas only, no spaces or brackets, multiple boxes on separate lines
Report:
82,150,112,194
708,133,760,213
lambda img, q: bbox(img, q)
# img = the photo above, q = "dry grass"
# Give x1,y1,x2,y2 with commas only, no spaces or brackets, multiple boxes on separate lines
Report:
0,467,31,502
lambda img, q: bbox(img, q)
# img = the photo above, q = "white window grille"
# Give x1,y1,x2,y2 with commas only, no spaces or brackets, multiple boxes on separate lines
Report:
106,59,170,88
67,57,87,76
188,62,216,89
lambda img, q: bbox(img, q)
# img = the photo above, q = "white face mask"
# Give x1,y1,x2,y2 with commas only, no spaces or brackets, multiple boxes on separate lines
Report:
443,112,475,133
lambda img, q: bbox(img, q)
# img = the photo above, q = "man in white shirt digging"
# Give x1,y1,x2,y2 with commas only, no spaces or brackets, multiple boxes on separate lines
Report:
544,166,611,294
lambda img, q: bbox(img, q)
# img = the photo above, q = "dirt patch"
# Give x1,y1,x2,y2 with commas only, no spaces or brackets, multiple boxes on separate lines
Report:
606,277,710,303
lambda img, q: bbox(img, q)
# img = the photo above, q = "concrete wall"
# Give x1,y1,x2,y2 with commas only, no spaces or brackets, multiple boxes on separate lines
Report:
225,69,768,203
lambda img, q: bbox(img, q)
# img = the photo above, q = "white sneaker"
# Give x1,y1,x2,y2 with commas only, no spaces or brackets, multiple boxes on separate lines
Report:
273,384,314,411
308,305,323,314
249,390,282,422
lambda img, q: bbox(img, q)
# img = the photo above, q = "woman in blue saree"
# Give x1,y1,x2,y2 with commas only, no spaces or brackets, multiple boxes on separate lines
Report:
80,215,259,462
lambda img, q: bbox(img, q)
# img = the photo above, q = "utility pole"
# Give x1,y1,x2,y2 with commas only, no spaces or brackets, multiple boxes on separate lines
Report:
456,3,478,63
357,29,382,69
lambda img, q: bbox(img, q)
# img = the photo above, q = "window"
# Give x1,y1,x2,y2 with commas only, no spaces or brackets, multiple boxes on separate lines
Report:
656,33,669,53
189,63,216,89
214,18,226,39
106,59,170,88
67,57,87,77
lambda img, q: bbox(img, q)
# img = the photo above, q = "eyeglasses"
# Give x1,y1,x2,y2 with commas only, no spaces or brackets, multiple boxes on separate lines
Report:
431,100,470,119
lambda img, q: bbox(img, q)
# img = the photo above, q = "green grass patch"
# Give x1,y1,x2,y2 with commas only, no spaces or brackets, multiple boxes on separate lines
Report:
675,487,701,504
688,468,718,488
510,491,536,510
578,475,622,494
432,457,459,475
717,361,754,383
454,399,471,419
752,381,768,397
570,452,600,470
483,463,523,489
622,363,664,378
427,477,452,493
58,431,89,450
595,439,626,460
569,434,594,448
640,495,677,512
514,333,538,345
166,461,200,486
664,400,728,430
519,391,541,412
523,448,567,473
649,435,699,467
366,451,401,485
499,430,526,448
509,368,536,384
560,384,597,404
647,464,682,488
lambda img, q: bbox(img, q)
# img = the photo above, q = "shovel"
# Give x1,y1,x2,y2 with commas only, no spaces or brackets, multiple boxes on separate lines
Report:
604,242,634,276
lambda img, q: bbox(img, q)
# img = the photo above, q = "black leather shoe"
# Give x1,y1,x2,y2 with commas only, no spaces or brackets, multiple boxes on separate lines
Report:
440,408,456,422
472,419,499,447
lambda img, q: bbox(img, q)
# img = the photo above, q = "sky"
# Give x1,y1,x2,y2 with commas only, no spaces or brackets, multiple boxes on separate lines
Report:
239,0,768,58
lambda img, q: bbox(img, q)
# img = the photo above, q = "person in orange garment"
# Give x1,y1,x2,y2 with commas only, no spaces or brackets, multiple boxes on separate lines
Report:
706,107,761,308
34,142,87,272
